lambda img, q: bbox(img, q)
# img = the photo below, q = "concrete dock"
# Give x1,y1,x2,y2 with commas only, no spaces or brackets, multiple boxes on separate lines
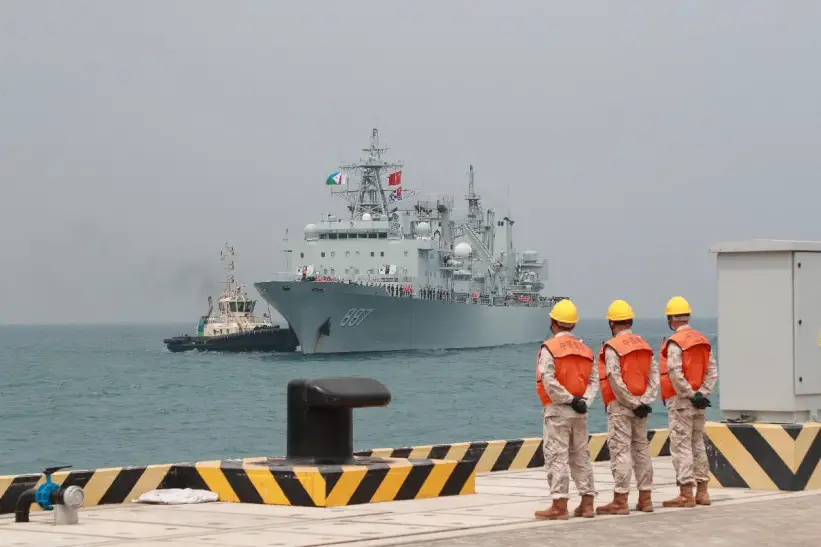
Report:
3,456,817,546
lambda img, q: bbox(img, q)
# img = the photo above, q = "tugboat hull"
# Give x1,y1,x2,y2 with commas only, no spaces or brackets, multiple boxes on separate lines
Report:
163,326,299,353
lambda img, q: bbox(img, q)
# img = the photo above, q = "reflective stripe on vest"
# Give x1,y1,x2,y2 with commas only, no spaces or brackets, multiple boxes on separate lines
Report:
536,336,595,406
659,328,711,401
597,333,654,407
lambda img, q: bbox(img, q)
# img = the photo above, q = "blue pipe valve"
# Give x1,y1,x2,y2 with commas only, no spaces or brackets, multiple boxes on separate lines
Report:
35,466,72,511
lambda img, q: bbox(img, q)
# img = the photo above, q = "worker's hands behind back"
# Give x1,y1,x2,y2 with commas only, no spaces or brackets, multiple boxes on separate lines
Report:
691,392,711,410
570,396,588,414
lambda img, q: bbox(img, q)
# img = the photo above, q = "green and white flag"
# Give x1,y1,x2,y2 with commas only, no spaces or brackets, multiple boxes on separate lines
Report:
325,171,345,186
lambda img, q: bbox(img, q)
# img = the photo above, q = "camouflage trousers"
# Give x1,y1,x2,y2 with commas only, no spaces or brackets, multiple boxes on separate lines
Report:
606,412,653,493
668,405,709,485
542,415,596,500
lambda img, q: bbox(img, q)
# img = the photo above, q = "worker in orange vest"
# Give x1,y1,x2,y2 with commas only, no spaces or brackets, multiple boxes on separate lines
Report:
595,299,658,516
659,296,718,508
534,299,598,521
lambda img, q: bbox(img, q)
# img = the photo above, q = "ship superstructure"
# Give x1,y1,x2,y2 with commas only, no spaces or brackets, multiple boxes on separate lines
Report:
254,129,567,354
196,243,276,336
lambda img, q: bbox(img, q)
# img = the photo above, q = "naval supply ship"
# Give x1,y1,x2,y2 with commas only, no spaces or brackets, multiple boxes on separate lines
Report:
163,243,299,353
253,129,568,355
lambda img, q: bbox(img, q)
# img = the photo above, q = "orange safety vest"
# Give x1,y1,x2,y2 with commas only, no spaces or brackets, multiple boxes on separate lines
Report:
598,333,653,407
660,328,711,401
536,336,595,406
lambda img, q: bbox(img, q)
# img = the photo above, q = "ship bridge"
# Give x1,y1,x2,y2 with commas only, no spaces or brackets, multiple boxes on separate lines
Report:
218,293,256,314
294,214,440,284
305,214,390,241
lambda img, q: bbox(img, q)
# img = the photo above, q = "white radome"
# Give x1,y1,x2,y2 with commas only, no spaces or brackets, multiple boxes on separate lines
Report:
361,213,372,221
415,222,432,237
454,242,472,258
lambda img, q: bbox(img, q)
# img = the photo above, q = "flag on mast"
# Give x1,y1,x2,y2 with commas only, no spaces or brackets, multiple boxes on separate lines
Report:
326,171,345,186
388,170,402,186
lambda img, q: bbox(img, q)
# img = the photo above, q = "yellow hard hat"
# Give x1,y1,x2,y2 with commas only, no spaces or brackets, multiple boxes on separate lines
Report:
550,298,579,325
606,299,635,321
665,296,691,316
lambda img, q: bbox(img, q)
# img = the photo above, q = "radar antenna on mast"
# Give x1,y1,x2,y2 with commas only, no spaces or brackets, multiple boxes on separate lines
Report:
465,164,483,232
329,128,404,238
220,242,236,290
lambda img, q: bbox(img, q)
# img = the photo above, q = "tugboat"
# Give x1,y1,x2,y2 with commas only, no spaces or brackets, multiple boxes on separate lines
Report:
163,243,300,353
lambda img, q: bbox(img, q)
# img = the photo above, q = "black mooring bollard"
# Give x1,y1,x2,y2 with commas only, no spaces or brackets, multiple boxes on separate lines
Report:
286,377,391,465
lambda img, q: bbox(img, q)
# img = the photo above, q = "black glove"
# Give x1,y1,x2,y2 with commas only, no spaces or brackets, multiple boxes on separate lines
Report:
691,392,711,410
633,403,652,418
570,396,588,414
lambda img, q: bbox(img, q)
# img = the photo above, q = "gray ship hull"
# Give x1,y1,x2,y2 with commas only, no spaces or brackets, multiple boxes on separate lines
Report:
253,280,551,355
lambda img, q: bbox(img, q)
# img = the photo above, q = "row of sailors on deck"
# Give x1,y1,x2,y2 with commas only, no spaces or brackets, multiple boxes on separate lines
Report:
300,271,413,292
298,271,460,301
299,271,540,305
300,273,542,306
299,271,421,298
534,296,718,521
385,284,415,298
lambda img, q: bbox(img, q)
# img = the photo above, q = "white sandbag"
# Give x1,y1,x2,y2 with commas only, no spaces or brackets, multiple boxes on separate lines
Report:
133,488,218,504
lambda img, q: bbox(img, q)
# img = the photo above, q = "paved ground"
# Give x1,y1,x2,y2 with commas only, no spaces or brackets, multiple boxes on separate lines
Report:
394,494,821,547
1,457,818,546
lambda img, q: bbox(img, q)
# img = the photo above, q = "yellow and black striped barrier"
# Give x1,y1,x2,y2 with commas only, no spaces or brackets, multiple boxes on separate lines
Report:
705,422,821,491
0,464,173,516
1,431,667,514
0,457,475,512
162,457,476,507
4,422,818,514
354,423,821,491
354,429,672,473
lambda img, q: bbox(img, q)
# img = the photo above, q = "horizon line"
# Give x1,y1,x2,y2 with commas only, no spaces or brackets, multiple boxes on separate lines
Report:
0,316,719,327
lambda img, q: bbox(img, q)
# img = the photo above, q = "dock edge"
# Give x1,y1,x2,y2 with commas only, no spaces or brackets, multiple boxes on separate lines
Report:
3,421,819,514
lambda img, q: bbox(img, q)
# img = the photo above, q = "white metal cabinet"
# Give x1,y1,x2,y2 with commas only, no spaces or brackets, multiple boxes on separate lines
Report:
793,252,821,396
710,239,821,423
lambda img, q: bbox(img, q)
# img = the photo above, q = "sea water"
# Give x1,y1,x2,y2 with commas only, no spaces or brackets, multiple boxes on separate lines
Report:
0,318,718,475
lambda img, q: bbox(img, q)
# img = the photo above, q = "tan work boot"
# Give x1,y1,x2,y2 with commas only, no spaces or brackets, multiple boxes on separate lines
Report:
636,490,654,512
662,484,696,508
596,492,630,515
695,481,711,506
534,498,569,520
573,494,595,518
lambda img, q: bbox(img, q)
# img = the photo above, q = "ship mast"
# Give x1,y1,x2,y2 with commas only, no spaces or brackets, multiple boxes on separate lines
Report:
281,228,292,273
332,128,404,237
220,242,236,295
465,164,482,232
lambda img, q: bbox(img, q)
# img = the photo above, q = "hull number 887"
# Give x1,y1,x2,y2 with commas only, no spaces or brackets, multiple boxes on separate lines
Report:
340,308,374,328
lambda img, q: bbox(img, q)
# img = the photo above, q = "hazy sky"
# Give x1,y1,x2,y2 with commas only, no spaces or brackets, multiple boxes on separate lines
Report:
1,1,819,324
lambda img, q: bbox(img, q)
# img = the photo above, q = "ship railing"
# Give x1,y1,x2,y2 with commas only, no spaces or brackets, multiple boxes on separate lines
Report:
408,290,554,307
519,258,548,268
266,272,421,285
446,293,496,306
507,284,545,294
411,291,556,307
265,272,304,282
350,273,416,284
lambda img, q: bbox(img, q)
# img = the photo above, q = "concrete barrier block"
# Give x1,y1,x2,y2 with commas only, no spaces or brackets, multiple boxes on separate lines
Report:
162,457,476,507
706,422,821,491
